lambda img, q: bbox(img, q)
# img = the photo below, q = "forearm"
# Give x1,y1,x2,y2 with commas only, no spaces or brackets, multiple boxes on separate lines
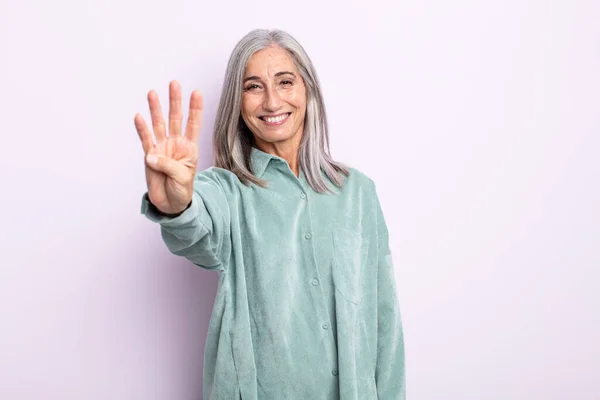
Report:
140,175,231,270
372,180,406,399
375,251,406,399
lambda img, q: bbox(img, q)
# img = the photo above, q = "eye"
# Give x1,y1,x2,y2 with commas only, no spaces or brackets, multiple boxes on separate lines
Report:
280,80,293,86
244,84,261,91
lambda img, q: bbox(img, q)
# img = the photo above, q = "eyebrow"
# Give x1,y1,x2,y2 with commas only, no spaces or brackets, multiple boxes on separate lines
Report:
243,71,297,83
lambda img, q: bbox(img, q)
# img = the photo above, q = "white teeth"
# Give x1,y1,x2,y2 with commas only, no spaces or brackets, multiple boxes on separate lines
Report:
264,113,289,123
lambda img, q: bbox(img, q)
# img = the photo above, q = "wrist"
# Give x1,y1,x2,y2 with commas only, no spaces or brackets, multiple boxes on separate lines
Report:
154,200,192,218
167,200,192,217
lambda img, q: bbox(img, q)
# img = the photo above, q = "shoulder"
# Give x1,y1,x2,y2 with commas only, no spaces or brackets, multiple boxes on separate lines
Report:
340,166,384,215
343,165,377,193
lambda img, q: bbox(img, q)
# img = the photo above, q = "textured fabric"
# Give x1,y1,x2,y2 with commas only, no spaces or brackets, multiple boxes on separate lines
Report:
140,146,405,399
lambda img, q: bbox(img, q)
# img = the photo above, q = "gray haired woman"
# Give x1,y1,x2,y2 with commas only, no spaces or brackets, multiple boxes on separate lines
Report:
135,29,405,400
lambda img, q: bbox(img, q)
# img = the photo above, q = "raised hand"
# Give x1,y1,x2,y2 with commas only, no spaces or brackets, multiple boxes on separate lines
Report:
134,80,203,215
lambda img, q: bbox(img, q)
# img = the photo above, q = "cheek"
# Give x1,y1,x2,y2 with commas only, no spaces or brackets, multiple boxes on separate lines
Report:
292,95,307,117
241,97,258,120
287,91,307,110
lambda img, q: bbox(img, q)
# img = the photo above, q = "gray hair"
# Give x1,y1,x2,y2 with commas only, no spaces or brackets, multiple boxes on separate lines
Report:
212,28,350,194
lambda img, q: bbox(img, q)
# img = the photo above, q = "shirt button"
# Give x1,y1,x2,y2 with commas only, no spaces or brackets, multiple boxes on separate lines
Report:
311,279,319,286
300,192,306,199
305,233,312,240
332,369,338,376
322,322,329,330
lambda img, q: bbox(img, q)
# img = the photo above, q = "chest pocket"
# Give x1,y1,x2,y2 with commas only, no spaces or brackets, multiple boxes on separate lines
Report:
332,227,369,304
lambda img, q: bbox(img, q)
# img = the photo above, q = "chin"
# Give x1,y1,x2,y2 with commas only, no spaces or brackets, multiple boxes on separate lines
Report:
258,130,295,142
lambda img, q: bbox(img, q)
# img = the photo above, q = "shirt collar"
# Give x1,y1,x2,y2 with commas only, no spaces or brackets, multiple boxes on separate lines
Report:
250,145,305,181
250,146,276,178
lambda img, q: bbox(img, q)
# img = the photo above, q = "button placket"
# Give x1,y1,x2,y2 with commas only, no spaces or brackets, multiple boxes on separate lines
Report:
297,181,338,373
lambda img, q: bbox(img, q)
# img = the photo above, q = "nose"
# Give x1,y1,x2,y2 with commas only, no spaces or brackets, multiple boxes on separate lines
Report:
263,85,282,112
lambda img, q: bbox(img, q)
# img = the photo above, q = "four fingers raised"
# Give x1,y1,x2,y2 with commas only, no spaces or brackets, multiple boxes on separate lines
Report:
134,81,204,154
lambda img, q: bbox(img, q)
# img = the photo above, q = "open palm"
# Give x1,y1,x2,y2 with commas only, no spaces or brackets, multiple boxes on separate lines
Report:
134,80,203,215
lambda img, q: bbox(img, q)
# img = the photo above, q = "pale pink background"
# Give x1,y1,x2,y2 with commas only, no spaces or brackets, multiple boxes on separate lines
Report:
1,0,599,398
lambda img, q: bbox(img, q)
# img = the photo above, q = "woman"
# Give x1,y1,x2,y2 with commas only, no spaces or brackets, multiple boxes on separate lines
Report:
135,29,405,400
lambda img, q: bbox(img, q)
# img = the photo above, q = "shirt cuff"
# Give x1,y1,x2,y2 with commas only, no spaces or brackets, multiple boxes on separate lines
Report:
140,192,200,227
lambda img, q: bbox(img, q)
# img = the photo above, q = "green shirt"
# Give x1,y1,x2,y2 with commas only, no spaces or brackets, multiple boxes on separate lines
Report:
140,146,405,399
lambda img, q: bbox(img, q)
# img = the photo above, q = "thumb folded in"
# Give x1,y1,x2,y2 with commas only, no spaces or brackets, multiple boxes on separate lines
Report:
145,154,185,180
146,154,158,165
146,154,170,173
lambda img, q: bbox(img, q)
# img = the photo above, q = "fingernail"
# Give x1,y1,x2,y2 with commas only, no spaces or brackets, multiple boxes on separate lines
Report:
147,154,158,165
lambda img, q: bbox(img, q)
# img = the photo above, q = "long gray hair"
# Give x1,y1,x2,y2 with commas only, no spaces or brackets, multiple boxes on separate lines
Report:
212,28,350,194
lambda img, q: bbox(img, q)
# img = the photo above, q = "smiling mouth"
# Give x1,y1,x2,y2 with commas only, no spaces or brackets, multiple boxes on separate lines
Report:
259,112,291,126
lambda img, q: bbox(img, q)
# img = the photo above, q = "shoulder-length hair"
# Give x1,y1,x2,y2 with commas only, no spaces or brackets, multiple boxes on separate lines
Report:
212,28,350,194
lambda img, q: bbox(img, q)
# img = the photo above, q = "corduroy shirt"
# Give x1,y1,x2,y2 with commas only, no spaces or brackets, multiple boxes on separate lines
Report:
140,146,405,399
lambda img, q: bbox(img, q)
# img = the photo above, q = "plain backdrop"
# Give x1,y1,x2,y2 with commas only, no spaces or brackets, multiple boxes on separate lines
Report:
1,0,598,399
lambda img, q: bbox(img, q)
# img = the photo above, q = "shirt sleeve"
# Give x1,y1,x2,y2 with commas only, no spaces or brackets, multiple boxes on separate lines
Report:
372,181,406,399
140,172,231,271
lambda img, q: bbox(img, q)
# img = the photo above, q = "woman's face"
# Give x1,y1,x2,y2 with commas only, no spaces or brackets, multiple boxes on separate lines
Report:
241,46,307,147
